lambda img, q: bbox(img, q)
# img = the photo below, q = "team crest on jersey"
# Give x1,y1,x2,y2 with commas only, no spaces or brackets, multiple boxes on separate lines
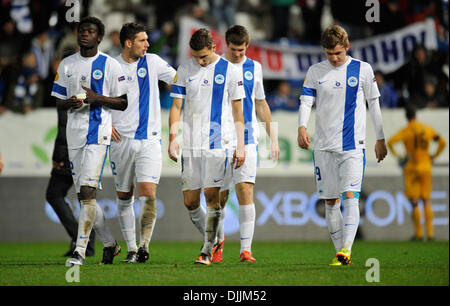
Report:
244,71,253,81
215,74,225,84
92,69,103,80
138,67,147,78
347,76,358,87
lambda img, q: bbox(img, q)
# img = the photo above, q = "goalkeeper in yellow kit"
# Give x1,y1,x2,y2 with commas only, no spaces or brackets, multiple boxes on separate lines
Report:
388,106,446,241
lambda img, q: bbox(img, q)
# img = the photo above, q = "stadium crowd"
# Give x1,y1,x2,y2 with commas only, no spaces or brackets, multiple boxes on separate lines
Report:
0,0,448,115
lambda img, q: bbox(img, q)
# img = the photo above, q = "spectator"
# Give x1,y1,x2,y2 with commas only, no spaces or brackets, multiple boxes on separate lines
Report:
12,52,39,113
266,81,299,111
270,0,296,40
375,70,398,108
208,0,238,31
298,0,324,45
421,76,447,108
105,30,122,58
371,0,407,35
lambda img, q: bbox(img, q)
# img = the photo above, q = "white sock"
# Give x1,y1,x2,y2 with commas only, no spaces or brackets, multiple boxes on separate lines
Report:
342,197,360,251
326,203,344,252
189,205,206,236
216,207,226,242
201,206,222,255
74,199,97,258
139,196,157,250
117,197,137,252
239,204,255,253
93,203,116,248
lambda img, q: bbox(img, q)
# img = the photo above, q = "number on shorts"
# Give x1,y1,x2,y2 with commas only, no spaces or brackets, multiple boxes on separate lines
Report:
111,161,117,176
315,166,322,181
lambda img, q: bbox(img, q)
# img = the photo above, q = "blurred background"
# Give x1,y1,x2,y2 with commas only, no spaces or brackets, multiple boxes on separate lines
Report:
0,0,448,242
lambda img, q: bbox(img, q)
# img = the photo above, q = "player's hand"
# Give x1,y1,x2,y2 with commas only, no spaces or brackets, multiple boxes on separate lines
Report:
271,140,280,161
168,138,180,162
375,139,388,163
52,160,65,170
233,148,245,169
68,95,83,109
111,126,122,142
82,85,101,104
297,126,310,150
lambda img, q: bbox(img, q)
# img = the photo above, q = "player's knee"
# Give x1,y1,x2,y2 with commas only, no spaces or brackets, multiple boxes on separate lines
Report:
184,200,200,210
219,191,229,207
78,186,96,201
325,199,340,205
117,191,133,201
204,190,219,205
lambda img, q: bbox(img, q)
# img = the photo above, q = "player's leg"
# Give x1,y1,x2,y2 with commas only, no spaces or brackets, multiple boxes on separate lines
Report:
110,137,138,257
182,151,206,235
196,149,227,265
136,182,157,263
314,151,343,262
421,170,434,240
405,168,423,240
337,149,365,265
236,182,256,262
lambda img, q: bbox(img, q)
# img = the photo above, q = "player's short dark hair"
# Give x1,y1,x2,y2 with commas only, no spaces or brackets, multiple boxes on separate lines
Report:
405,105,417,120
78,16,105,37
225,25,250,46
189,28,214,51
119,22,147,47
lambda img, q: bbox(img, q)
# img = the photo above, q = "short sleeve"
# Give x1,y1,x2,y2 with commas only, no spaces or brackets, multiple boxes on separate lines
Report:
362,62,380,100
51,60,68,100
254,61,266,100
107,58,128,97
170,63,187,98
153,54,177,85
300,67,316,102
227,63,246,101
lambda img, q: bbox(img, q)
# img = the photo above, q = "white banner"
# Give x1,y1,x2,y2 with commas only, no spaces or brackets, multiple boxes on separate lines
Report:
177,17,438,80
0,109,448,177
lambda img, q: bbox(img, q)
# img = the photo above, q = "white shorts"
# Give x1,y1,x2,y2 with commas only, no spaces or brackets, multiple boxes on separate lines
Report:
109,137,162,192
313,149,366,199
221,144,257,192
68,144,109,193
181,149,228,191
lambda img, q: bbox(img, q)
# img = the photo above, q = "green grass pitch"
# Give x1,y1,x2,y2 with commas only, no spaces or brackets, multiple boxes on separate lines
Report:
0,240,448,286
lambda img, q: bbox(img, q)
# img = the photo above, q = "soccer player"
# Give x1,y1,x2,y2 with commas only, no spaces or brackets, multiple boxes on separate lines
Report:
109,22,176,263
297,25,387,266
52,16,128,266
388,106,446,241
211,25,280,263
168,28,246,265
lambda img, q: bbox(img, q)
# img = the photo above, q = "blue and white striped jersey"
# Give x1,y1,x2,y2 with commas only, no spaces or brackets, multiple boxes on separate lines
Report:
51,51,127,149
222,55,265,147
112,53,176,140
299,56,380,152
170,56,245,150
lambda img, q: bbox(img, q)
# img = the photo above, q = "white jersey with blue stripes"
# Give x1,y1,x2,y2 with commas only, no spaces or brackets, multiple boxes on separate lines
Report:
222,55,266,147
170,56,245,150
112,53,176,140
300,56,380,152
51,51,127,149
